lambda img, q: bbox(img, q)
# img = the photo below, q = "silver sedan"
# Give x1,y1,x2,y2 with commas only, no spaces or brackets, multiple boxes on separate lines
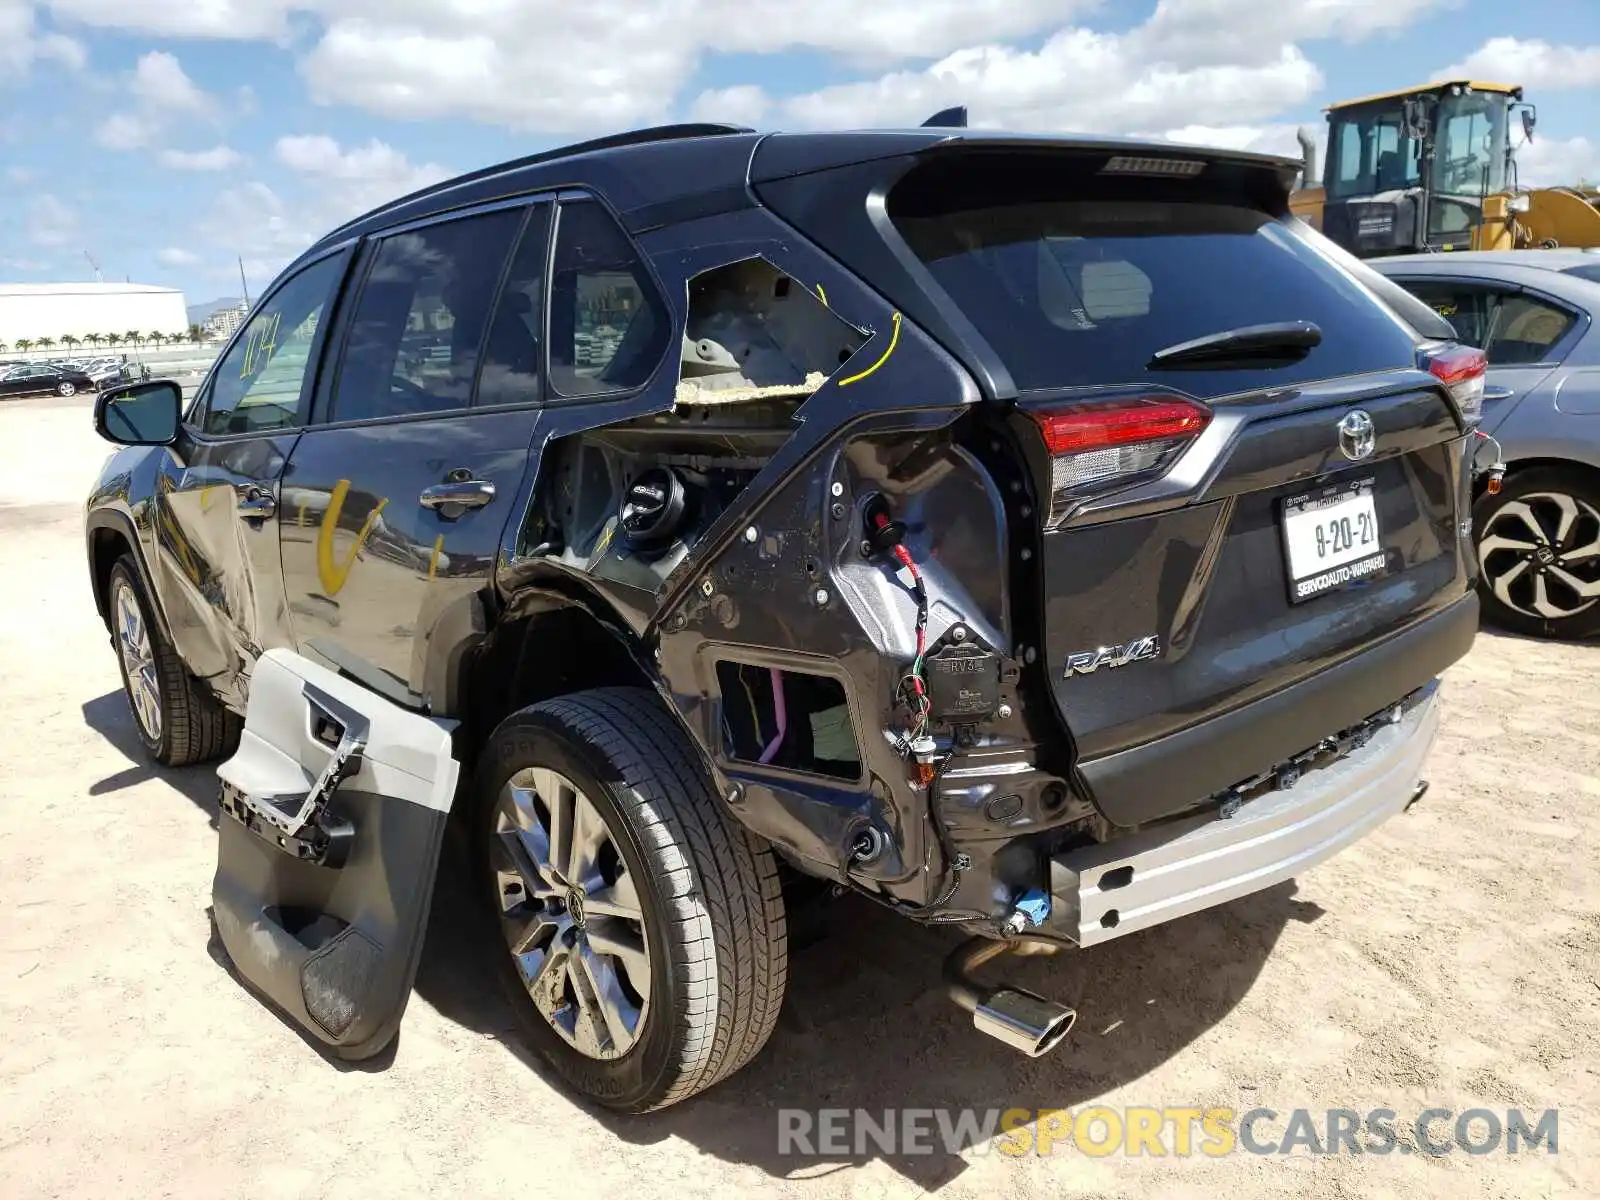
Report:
1377,250,1600,639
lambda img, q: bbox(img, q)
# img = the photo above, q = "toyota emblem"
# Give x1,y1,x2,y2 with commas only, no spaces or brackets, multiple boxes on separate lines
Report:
1338,409,1376,461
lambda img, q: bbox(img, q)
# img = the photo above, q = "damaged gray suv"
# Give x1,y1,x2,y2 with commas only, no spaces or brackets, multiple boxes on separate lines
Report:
84,119,1482,1112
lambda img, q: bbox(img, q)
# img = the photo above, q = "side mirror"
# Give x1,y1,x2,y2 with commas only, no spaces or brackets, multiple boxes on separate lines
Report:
1520,105,1537,143
1401,97,1430,140
94,380,183,446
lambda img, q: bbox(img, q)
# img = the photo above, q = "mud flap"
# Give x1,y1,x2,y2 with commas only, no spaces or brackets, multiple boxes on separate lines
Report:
211,648,459,1059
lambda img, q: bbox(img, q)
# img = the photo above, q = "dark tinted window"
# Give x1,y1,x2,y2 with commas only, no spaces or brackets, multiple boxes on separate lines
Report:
1326,110,1421,199
548,200,670,398
889,163,1421,397
206,253,345,436
1402,282,1496,347
332,209,522,423
1396,281,1575,364
477,204,552,407
1488,295,1576,364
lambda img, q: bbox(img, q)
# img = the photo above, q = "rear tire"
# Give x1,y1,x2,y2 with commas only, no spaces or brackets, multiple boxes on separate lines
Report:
57,380,76,397
473,687,787,1112
1473,466,1600,640
107,556,240,766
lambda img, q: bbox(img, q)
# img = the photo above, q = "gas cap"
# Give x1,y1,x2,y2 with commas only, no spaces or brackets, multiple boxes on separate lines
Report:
619,467,688,551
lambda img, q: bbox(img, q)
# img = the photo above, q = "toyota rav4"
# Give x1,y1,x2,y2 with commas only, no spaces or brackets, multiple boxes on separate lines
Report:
84,120,1482,1113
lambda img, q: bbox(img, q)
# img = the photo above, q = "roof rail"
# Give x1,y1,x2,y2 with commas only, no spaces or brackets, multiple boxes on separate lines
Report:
319,122,756,244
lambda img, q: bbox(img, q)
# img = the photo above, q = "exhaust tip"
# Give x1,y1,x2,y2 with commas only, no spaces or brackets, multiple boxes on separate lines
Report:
973,987,1077,1058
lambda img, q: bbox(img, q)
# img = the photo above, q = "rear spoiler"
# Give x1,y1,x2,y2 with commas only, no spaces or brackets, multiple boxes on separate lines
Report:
750,130,1302,190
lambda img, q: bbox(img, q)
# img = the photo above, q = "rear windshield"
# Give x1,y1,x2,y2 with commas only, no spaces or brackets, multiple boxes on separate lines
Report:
889,159,1425,397
1562,262,1600,286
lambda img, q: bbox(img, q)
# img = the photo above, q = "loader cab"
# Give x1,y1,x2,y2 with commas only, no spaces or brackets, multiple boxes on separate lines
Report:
1319,81,1524,258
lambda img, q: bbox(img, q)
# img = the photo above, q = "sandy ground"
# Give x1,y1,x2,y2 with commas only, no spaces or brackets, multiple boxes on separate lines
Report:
1,395,1595,1199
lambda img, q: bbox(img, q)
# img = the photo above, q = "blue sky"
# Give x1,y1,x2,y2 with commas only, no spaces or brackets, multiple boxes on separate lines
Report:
2,0,1598,308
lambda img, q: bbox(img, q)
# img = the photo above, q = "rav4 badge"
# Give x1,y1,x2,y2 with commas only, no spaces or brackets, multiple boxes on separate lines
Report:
1064,636,1162,678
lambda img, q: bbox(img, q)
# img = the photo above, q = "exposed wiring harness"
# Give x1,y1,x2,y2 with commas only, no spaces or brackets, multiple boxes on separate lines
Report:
873,511,932,742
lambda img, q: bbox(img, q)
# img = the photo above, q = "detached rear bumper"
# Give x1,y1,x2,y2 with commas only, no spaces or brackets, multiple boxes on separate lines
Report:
1049,682,1441,947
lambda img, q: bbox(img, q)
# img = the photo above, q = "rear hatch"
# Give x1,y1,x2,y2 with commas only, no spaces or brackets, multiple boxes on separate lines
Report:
878,148,1476,826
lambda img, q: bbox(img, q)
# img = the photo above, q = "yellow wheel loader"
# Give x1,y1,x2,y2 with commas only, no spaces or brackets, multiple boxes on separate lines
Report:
1290,80,1600,257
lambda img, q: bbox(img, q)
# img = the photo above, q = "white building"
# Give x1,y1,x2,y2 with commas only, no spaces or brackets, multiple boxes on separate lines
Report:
0,283,190,350
204,302,249,340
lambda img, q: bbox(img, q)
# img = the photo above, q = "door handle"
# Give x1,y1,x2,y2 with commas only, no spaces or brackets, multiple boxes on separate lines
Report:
238,487,277,521
1482,386,1514,401
419,479,496,511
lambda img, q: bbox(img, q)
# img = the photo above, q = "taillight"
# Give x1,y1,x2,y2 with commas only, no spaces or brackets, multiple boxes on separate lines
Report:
1026,395,1212,527
1421,343,1486,426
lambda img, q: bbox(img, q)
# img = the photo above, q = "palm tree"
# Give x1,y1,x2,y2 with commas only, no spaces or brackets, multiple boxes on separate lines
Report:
34,336,55,352
124,331,143,351
102,333,119,348
0,341,8,355
61,335,81,351
187,323,204,344
146,331,165,349
15,339,32,354
85,333,104,349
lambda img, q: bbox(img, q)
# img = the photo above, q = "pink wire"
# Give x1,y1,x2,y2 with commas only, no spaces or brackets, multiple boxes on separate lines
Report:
758,668,788,764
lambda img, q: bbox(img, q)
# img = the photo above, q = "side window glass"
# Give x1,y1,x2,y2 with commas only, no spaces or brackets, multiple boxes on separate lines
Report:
205,255,345,436
1402,282,1493,348
477,205,552,407
548,199,671,398
332,208,523,423
1487,295,1576,365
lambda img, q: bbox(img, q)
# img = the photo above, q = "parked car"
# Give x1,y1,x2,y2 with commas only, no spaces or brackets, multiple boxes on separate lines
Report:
84,121,1482,1113
1375,251,1600,638
84,357,130,387
1,362,96,398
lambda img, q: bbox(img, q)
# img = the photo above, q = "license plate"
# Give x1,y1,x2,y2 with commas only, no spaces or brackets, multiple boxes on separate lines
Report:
1281,477,1386,603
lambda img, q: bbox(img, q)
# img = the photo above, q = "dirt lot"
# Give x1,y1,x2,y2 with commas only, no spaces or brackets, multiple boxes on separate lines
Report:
1,395,1595,1199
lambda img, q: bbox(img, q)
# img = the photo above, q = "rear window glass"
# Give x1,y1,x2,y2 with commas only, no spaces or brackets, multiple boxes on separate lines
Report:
1562,263,1600,286
889,164,1423,397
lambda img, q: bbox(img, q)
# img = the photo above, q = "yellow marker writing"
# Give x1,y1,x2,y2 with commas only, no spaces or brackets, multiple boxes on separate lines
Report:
316,478,388,596
837,312,902,387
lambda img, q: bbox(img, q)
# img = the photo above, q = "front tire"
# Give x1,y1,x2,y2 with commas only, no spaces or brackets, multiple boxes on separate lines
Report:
474,687,787,1112
1474,465,1600,639
107,556,240,766
57,380,76,397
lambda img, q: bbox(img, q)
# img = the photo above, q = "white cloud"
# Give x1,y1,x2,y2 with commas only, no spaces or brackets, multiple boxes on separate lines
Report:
131,50,213,113
160,145,245,171
273,134,450,217
1441,37,1600,90
1514,136,1600,189
44,0,292,39
6,165,36,184
27,194,77,248
0,0,86,74
94,112,161,150
1160,123,1307,158
94,51,219,152
191,139,451,284
1139,0,1454,67
27,0,1462,136
686,85,771,128
157,247,201,267
777,34,1321,133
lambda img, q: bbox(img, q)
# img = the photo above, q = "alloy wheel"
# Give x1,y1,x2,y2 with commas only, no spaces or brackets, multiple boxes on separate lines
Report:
58,381,75,397
490,767,652,1060
1478,491,1600,621
114,579,162,740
